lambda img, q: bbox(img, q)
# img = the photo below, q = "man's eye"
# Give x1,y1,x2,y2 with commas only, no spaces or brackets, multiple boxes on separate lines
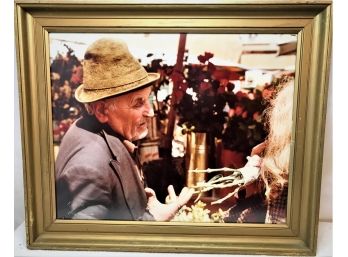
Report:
133,100,145,108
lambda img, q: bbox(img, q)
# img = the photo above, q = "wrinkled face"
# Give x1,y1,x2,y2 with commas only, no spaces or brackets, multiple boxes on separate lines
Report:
103,86,154,141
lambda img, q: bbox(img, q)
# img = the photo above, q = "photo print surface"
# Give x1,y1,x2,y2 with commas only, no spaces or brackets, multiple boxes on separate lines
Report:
50,33,297,223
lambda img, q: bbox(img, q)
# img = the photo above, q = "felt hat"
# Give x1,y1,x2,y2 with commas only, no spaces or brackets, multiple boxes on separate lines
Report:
75,38,160,103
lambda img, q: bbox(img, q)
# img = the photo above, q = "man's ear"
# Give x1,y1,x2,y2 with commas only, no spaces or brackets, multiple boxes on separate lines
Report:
94,101,109,123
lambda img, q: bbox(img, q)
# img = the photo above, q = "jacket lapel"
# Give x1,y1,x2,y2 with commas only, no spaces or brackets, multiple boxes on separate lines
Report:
102,130,147,220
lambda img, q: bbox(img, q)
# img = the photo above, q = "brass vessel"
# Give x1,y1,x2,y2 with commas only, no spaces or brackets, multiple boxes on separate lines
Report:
186,132,207,187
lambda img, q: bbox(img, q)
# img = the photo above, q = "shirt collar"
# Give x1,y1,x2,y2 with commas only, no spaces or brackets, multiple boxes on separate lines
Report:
122,140,137,154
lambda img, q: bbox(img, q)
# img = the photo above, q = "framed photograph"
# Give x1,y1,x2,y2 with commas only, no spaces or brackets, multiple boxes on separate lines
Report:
15,0,332,255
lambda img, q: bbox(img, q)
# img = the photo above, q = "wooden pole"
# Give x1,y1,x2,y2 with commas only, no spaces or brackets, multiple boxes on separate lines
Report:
164,33,187,152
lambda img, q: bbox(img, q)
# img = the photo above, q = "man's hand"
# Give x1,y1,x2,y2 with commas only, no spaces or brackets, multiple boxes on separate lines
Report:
145,185,193,221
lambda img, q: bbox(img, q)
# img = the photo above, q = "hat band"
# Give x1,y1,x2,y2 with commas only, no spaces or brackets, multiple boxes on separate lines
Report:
83,65,148,90
82,74,150,92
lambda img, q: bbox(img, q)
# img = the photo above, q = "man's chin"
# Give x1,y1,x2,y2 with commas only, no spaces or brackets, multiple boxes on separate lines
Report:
132,129,148,141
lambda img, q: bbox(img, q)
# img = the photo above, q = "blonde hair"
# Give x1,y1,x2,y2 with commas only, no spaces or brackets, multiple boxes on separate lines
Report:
261,80,294,201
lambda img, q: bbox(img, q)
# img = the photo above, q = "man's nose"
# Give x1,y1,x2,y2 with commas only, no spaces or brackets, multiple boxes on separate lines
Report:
144,101,154,117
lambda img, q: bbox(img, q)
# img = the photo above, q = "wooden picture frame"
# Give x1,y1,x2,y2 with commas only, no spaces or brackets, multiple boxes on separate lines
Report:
15,0,332,255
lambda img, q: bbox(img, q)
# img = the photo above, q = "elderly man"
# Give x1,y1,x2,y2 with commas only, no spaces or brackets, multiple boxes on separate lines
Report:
55,38,193,221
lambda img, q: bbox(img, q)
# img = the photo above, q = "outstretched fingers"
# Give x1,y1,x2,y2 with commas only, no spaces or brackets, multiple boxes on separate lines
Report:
177,187,194,207
167,185,177,202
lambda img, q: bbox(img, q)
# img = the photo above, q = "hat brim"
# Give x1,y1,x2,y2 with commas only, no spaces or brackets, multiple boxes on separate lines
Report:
75,73,160,103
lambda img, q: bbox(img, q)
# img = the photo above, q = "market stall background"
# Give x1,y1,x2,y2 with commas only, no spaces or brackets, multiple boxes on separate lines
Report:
49,33,296,213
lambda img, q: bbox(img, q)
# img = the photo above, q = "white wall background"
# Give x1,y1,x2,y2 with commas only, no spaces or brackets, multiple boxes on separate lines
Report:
15,49,25,229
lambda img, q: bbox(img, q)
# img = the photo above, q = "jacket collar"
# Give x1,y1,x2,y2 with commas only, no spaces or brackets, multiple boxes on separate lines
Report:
79,115,138,157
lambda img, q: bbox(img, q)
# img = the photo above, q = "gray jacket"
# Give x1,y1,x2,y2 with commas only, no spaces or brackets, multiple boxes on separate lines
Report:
55,116,154,220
